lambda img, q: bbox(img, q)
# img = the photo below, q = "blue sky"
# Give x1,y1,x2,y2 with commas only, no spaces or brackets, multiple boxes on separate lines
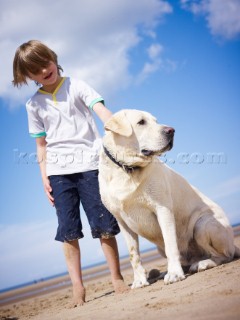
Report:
0,0,240,290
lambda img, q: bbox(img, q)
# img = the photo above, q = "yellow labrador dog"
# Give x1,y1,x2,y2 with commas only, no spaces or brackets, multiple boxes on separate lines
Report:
99,109,240,289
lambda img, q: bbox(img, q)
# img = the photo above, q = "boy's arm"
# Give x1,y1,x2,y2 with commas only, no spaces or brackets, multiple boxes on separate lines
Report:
36,136,54,206
92,102,112,123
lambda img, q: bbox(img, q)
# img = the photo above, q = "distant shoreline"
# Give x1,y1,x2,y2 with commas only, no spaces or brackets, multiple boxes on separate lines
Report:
0,248,160,306
1,224,239,306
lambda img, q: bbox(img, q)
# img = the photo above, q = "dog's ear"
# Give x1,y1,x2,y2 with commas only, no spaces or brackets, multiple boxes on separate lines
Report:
104,112,132,137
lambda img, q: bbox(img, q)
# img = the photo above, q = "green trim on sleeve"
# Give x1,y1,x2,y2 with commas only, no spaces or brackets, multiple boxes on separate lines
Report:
30,132,47,138
89,97,104,110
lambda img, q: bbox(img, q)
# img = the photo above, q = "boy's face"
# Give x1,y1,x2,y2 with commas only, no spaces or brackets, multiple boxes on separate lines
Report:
28,61,60,87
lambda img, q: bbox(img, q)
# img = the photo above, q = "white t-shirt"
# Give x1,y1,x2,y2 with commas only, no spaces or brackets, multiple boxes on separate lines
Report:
26,77,104,176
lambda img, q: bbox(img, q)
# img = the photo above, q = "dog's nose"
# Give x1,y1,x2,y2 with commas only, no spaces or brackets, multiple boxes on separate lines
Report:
163,127,175,136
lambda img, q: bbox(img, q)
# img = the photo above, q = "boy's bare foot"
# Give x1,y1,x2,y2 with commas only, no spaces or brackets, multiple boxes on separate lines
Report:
112,279,130,294
68,285,86,308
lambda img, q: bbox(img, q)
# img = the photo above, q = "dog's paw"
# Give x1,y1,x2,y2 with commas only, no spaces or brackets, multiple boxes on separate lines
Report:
164,272,185,285
189,259,217,273
189,262,199,273
131,278,150,289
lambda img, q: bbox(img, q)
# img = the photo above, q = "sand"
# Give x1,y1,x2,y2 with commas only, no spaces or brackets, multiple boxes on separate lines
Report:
1,231,240,320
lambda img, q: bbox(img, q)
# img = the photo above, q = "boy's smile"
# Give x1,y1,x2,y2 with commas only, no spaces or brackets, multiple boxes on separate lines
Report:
29,61,61,93
43,71,53,80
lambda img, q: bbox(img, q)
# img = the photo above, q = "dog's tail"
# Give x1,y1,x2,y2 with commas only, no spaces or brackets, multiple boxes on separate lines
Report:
234,245,240,258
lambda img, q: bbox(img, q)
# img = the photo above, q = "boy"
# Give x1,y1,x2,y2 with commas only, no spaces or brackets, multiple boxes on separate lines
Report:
13,40,128,307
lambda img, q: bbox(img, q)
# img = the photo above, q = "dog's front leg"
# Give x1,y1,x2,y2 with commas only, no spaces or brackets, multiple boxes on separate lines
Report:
156,206,185,284
118,219,149,289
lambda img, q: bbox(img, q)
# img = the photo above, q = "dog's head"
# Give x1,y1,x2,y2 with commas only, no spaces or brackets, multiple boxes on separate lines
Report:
104,110,174,164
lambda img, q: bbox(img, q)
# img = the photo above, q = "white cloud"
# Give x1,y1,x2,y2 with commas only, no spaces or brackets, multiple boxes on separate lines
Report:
181,0,240,40
208,176,240,225
211,175,240,201
136,43,163,84
136,43,177,84
0,0,172,108
148,43,164,60
0,220,64,288
0,217,99,288
0,218,105,288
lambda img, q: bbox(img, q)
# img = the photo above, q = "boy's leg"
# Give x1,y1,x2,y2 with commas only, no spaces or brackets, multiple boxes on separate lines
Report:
100,237,129,293
49,174,86,307
77,170,129,293
63,240,86,306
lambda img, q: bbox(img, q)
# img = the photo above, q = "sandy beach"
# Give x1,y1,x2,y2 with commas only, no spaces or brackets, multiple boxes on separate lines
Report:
1,228,240,320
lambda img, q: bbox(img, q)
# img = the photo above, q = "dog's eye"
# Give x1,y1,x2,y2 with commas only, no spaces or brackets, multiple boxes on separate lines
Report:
137,119,146,125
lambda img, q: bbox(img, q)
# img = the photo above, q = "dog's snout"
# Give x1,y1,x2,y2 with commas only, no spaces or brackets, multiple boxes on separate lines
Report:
163,127,175,136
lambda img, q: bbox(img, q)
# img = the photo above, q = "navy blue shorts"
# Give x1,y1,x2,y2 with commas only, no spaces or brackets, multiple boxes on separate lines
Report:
49,170,120,242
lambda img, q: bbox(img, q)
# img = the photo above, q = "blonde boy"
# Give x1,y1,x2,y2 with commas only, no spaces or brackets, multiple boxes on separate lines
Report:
13,40,128,307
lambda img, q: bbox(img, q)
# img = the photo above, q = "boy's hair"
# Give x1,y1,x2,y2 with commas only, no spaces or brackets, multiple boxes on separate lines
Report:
12,40,63,87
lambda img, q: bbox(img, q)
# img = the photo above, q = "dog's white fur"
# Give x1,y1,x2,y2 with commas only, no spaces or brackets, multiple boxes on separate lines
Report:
99,109,240,289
